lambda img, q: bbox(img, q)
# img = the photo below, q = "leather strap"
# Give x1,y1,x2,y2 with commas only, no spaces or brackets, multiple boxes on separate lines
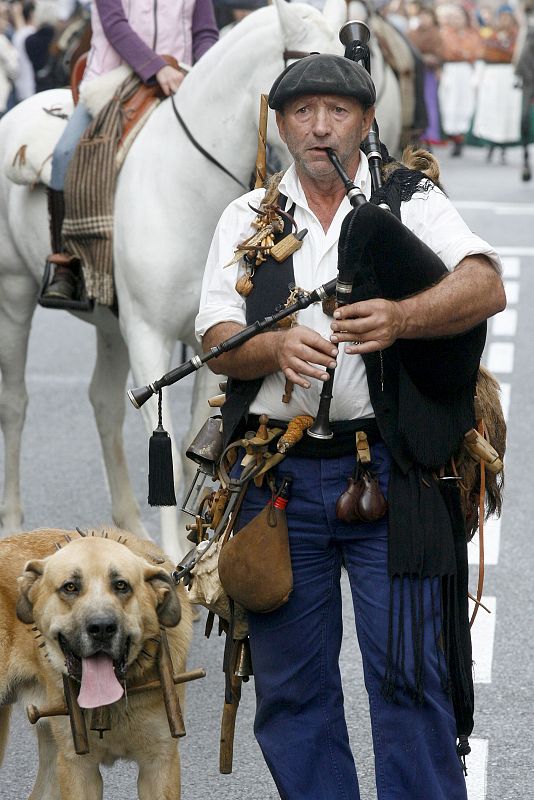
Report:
170,97,248,190
283,49,312,65
469,418,487,629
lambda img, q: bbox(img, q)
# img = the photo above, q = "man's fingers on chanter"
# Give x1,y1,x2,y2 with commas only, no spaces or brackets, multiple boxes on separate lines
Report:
284,368,311,389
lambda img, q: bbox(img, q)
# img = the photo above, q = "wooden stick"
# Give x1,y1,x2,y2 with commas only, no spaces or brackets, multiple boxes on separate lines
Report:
128,667,206,695
27,702,69,724
254,94,269,189
26,668,207,725
157,629,186,738
219,672,242,774
62,674,89,755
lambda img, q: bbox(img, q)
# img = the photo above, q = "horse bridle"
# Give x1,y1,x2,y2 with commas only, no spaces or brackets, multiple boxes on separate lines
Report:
170,96,248,189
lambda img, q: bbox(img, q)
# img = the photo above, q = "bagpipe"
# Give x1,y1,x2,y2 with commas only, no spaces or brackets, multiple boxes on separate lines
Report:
306,21,486,459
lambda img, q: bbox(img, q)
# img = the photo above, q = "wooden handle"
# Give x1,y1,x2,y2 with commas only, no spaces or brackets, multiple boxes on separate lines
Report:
208,393,226,408
157,630,186,738
219,673,242,774
62,674,89,755
254,94,269,190
27,702,68,724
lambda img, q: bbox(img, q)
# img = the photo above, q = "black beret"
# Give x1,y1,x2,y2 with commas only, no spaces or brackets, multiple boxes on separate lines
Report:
268,54,376,111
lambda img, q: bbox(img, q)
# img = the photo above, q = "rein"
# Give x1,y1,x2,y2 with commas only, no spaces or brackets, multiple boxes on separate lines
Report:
170,96,248,190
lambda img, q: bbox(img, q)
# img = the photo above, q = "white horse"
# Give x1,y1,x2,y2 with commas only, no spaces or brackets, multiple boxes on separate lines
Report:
0,0,401,561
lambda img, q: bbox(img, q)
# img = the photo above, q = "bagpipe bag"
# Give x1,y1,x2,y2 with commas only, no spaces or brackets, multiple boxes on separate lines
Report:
338,200,487,468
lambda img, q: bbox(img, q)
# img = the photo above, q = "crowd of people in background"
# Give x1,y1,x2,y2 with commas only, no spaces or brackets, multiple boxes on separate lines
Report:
403,0,523,157
0,0,529,157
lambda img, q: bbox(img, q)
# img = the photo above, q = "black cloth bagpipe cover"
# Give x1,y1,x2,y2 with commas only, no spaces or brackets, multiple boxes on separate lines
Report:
338,201,487,468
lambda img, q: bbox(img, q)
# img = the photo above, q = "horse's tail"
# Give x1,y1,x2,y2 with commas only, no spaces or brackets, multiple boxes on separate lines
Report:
0,705,12,767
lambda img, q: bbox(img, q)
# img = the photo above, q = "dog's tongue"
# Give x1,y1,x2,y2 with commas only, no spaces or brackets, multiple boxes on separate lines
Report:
77,653,124,708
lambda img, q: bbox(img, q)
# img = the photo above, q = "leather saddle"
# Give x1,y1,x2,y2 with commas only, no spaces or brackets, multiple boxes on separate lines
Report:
70,52,179,149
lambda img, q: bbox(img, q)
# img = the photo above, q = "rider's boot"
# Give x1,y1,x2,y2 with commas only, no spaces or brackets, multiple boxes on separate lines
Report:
41,188,79,302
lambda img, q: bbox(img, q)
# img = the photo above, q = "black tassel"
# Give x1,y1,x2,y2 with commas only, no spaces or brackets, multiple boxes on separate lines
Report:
456,734,471,775
147,390,176,507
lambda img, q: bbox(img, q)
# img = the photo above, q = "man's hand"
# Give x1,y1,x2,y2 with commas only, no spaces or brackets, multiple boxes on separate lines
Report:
277,326,338,388
330,299,406,354
156,65,185,96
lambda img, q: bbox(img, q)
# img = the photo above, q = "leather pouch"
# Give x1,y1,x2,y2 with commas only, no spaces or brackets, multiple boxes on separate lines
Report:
218,502,293,613
336,466,388,524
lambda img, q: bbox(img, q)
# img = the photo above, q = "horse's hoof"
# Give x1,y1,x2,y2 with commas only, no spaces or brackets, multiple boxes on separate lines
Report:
522,168,531,182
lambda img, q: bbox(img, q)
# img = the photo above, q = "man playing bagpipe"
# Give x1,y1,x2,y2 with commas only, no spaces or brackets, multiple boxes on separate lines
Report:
195,52,506,800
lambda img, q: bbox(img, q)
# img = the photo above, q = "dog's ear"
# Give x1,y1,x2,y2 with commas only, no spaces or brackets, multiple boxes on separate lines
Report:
144,567,181,628
16,560,45,624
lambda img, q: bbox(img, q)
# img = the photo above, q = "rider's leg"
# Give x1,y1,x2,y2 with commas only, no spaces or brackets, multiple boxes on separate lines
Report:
43,102,92,300
50,102,93,191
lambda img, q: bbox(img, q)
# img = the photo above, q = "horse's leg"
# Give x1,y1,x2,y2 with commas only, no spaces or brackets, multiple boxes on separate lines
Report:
120,322,187,561
88,322,149,539
182,364,222,495
0,272,36,535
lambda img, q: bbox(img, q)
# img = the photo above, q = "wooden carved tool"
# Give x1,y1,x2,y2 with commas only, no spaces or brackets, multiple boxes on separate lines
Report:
157,629,186,738
27,669,206,727
219,671,242,774
62,674,89,755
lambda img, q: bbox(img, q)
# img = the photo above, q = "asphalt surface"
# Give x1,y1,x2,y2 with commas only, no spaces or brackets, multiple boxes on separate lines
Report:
1,142,533,799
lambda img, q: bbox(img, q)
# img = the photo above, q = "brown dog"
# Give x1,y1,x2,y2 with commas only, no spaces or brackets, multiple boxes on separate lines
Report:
0,528,193,799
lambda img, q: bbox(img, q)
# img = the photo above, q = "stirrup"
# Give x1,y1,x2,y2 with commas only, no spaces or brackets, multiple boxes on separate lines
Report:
38,259,94,312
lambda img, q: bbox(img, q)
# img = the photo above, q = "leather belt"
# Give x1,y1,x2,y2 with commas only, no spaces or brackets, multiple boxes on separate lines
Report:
244,416,381,459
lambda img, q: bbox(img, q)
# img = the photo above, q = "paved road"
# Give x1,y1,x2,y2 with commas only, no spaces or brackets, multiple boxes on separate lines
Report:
1,143,533,799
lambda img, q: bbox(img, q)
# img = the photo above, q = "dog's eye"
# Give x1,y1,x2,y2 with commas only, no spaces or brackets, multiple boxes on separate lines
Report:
61,582,79,594
113,580,131,593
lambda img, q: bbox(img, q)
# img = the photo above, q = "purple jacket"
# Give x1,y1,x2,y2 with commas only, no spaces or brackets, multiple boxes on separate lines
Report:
84,0,219,84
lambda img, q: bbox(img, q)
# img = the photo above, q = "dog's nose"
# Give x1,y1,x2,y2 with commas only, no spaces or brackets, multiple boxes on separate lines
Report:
86,616,118,642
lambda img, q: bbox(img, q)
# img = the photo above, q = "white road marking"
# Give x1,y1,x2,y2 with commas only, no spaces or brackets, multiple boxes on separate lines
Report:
468,516,501,566
504,280,519,304
466,738,489,800
492,309,517,337
495,246,534,256
499,382,511,421
487,342,514,374
464,218,524,800
469,596,497,684
454,201,534,214
500,256,521,278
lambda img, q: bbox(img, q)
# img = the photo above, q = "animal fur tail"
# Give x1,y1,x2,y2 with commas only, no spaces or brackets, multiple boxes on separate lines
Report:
0,705,12,766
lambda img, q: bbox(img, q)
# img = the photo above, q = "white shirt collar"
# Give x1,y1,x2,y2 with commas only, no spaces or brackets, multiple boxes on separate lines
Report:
278,151,371,209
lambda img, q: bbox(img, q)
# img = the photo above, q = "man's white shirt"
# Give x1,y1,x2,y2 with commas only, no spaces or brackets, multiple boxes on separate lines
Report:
196,153,500,422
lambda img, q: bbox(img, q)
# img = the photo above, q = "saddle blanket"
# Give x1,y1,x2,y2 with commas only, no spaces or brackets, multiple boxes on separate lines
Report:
3,65,161,307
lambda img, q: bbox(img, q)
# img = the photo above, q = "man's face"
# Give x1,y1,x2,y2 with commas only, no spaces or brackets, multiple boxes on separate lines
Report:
276,94,375,181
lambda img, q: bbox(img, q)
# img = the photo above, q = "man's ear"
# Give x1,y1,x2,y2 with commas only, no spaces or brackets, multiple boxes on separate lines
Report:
275,110,287,144
362,106,376,141
16,560,45,624
144,567,182,628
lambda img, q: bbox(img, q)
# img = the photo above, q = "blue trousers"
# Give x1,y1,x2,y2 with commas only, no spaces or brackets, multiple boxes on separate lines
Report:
50,101,93,191
238,445,468,800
